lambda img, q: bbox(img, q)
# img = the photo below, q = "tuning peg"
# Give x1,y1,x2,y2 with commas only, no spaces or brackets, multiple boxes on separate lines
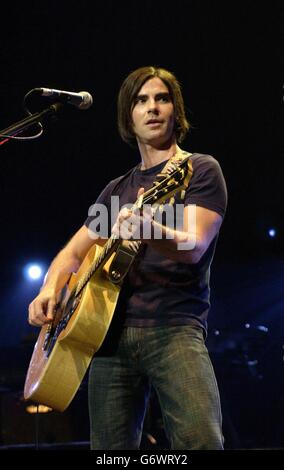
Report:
166,163,178,174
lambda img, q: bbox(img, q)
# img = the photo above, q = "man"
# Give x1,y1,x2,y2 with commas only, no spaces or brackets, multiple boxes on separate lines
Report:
28,66,227,449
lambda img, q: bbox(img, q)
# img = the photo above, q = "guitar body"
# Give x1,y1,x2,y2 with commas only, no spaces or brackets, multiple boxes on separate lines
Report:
24,243,120,411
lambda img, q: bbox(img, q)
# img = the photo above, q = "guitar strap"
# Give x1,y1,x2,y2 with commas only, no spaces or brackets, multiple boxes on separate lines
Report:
107,150,193,284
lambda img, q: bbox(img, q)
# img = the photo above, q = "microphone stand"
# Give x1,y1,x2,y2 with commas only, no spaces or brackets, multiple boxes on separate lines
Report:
0,102,63,145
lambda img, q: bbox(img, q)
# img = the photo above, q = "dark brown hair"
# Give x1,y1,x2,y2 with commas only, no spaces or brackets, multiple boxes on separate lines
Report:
117,66,190,145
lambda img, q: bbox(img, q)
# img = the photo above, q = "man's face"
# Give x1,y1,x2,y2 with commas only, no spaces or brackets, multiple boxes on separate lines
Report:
131,77,175,147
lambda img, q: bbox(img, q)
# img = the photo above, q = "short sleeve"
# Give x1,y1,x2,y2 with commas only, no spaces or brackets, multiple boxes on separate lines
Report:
184,154,228,218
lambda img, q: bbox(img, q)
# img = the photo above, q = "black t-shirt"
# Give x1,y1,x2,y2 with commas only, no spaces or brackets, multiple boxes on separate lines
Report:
85,153,227,335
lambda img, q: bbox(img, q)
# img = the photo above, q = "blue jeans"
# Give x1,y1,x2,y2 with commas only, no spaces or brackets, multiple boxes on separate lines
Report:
88,325,224,450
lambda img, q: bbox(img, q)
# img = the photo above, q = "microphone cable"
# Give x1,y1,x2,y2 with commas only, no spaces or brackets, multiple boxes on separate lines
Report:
0,88,43,143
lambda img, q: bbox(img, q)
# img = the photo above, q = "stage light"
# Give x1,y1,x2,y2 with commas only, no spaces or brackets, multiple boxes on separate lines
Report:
268,228,276,238
27,265,42,280
26,404,52,414
24,263,44,281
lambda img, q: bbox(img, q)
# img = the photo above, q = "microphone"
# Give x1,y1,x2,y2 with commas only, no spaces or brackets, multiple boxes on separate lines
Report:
35,88,93,110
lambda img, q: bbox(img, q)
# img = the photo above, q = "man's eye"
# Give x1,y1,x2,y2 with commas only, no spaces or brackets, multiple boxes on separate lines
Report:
158,96,170,102
135,96,147,104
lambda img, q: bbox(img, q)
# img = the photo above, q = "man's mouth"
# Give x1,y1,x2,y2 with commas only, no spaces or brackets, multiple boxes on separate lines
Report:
146,119,163,125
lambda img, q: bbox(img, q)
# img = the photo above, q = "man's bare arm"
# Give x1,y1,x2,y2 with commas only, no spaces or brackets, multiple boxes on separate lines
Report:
28,225,104,326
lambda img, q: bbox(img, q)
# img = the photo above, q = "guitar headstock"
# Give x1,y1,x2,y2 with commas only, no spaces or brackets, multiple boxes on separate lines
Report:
137,156,193,208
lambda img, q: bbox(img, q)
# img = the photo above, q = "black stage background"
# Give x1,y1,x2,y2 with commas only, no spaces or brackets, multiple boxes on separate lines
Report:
0,0,283,450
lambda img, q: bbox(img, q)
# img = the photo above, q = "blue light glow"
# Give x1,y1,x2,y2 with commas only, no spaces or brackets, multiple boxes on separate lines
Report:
24,263,44,281
268,228,276,238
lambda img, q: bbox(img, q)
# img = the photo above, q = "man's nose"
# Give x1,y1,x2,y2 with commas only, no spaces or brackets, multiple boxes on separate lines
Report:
147,99,159,114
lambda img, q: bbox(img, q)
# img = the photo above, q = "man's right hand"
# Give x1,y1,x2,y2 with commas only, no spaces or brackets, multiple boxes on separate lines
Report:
28,287,59,327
